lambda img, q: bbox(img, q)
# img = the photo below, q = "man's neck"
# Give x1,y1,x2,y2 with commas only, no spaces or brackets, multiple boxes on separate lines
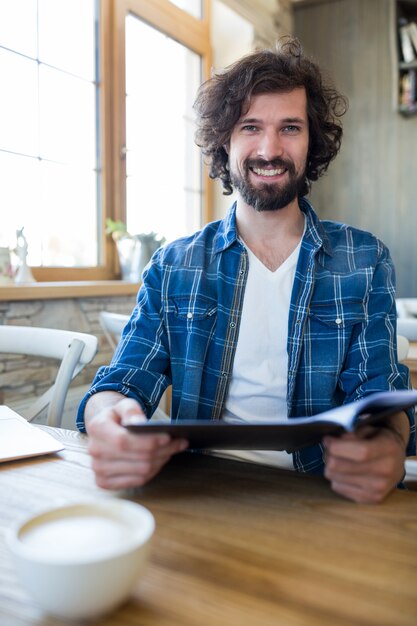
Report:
235,198,305,272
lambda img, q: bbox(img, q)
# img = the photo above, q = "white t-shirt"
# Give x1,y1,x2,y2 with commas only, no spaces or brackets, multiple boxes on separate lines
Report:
217,231,304,470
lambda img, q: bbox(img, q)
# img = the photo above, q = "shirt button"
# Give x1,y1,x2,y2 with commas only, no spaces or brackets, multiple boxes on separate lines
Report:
230,322,236,328
187,312,193,319
335,318,342,325
221,372,227,378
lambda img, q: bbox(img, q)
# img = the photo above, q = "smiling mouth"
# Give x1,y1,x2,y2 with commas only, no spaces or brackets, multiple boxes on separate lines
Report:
251,166,287,177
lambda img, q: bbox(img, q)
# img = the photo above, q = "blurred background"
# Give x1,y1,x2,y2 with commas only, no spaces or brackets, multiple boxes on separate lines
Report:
1,0,415,294
1,0,416,414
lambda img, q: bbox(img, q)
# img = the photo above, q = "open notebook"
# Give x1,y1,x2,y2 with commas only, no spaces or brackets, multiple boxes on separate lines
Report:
0,406,64,462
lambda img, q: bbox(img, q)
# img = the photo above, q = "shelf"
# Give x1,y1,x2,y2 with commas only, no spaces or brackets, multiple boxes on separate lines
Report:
399,59,417,69
396,1,417,114
0,281,140,302
399,104,417,115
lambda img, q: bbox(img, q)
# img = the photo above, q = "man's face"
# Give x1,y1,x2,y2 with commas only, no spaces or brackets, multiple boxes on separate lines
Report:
227,88,309,212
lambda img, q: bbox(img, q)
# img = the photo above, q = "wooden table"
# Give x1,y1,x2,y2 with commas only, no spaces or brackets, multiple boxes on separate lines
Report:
1,427,417,626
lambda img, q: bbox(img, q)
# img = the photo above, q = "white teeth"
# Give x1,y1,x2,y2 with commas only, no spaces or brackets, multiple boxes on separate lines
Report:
252,167,285,176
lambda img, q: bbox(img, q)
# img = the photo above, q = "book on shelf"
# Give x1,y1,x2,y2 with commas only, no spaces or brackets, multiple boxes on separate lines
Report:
399,20,416,62
407,21,417,54
400,69,417,110
124,390,417,452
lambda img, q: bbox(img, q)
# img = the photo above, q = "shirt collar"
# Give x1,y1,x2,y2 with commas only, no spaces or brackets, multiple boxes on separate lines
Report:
212,197,334,258
299,197,334,257
212,201,240,254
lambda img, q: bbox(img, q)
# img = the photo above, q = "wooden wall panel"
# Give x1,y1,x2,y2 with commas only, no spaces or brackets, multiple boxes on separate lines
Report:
294,0,417,297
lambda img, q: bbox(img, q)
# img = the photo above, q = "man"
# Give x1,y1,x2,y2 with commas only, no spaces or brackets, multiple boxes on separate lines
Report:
78,38,415,503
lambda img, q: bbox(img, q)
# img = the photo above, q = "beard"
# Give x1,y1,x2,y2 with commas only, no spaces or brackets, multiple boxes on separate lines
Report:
230,157,306,212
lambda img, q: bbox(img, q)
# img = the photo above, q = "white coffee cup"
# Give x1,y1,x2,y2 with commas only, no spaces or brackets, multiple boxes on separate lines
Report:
7,500,155,620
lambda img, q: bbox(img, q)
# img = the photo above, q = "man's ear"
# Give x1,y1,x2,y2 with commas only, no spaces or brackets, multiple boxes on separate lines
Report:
223,143,229,155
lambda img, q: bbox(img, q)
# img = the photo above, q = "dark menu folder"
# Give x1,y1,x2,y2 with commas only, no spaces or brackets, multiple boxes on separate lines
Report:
124,390,417,452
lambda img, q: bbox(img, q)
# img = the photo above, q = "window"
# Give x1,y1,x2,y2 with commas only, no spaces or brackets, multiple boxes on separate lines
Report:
0,0,211,281
0,0,101,278
113,0,212,252
125,16,202,243
168,0,203,19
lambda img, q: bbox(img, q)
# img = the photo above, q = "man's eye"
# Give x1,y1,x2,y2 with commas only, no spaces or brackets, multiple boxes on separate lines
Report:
241,125,258,132
283,125,300,133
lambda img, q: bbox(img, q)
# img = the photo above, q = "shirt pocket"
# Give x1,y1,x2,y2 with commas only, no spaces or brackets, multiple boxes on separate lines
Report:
304,300,366,376
307,299,365,331
170,295,217,321
167,295,218,367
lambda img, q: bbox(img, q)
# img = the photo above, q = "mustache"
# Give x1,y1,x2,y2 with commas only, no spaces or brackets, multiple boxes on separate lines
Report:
245,157,295,175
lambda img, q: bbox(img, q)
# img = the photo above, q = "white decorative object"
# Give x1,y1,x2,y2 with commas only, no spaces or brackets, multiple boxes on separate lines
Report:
106,220,166,282
14,227,36,284
116,232,166,282
0,247,13,284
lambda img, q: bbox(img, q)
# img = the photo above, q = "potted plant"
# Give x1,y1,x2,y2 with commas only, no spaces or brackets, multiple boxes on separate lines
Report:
106,219,166,282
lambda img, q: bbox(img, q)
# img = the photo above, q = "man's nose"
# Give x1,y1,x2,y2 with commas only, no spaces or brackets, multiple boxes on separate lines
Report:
256,130,283,161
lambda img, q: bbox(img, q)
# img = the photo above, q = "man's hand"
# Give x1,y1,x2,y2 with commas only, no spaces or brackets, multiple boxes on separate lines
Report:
85,393,188,490
323,411,409,503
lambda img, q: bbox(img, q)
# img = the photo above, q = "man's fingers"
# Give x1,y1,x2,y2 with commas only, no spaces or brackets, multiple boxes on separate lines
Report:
90,437,188,489
92,455,170,481
323,427,401,463
324,427,406,503
325,462,390,489
330,480,387,504
94,464,165,490
328,464,401,503
85,397,189,490
113,397,147,419
89,432,188,460
121,414,147,426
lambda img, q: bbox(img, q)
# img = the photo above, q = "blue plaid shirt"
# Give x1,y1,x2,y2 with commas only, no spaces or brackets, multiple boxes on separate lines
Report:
77,199,416,474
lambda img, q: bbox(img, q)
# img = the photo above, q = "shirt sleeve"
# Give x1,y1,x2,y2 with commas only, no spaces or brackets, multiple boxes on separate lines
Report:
76,252,170,432
339,242,416,456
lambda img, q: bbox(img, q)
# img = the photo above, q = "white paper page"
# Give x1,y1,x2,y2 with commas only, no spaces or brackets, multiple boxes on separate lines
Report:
0,406,64,462
299,390,417,431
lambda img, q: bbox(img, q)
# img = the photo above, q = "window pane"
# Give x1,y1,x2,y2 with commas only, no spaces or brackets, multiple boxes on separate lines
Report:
185,190,203,233
39,161,97,266
39,65,96,167
38,0,95,80
168,0,203,19
0,49,38,155
0,0,37,57
0,152,97,266
184,120,202,192
0,152,40,249
0,0,100,269
125,15,202,244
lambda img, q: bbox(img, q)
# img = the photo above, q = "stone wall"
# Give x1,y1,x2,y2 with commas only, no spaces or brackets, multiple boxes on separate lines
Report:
0,295,137,416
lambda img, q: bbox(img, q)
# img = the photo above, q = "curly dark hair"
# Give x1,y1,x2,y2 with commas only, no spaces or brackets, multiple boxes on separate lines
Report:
194,37,348,197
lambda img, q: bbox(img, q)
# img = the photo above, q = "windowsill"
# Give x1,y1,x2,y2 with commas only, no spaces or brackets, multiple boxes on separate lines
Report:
0,281,140,301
